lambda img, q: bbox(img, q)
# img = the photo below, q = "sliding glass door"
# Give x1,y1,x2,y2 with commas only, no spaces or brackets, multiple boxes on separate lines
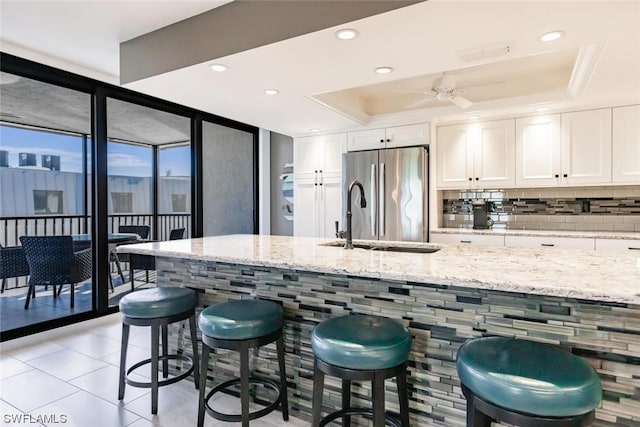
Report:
0,72,92,332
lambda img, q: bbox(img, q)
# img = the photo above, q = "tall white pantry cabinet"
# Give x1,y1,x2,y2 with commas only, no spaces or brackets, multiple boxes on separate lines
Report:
293,133,345,238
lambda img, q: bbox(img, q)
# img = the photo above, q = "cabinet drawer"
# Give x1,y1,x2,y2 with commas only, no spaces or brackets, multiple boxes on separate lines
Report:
594,238,640,252
504,235,594,250
431,233,505,247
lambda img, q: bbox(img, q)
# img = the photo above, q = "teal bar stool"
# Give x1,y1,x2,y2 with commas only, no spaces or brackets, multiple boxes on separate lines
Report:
197,298,289,427
311,314,412,427
456,337,602,427
118,287,199,414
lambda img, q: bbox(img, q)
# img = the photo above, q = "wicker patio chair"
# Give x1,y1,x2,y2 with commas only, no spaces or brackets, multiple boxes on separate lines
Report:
128,227,184,291
1,244,31,293
19,236,92,309
110,225,151,287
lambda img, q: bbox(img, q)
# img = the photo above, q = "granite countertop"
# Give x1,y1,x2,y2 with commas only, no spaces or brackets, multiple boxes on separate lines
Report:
431,228,640,240
119,234,640,304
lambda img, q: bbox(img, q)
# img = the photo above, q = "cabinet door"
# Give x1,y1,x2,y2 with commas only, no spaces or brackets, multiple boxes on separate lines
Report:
436,124,473,189
504,235,594,250
612,105,640,184
430,233,505,247
293,180,320,237
475,119,515,187
294,136,322,179
515,115,561,187
385,123,429,148
347,128,385,151
595,238,640,252
321,178,343,239
321,133,347,177
561,109,612,185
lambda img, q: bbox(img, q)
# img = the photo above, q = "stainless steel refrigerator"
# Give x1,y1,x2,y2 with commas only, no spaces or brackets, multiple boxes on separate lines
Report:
341,146,429,242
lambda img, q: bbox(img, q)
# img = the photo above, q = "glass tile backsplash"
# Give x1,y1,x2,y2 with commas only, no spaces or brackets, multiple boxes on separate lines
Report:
442,186,640,232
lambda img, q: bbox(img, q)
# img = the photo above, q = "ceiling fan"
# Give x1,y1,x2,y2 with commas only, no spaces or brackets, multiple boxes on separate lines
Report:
396,74,474,109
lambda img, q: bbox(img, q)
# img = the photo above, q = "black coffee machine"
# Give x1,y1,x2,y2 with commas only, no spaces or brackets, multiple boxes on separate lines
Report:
472,200,494,229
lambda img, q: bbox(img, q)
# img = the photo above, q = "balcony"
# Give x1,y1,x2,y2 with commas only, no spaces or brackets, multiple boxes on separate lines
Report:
1,213,190,335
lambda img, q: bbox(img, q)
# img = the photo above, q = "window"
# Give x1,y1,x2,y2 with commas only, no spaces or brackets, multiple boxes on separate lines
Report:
111,192,133,213
171,194,187,212
33,190,63,214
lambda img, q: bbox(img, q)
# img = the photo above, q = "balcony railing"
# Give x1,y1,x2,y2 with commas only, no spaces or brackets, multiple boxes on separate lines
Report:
1,213,190,290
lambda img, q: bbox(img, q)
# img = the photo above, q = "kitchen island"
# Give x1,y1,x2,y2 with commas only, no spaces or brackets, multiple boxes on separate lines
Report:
119,234,640,426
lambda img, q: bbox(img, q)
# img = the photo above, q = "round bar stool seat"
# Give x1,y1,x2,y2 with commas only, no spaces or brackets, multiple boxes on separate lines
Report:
197,299,289,427
457,337,602,427
311,314,412,427
118,286,199,415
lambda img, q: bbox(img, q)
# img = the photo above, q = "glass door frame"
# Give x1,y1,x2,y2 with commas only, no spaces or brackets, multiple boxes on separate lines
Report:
0,53,260,341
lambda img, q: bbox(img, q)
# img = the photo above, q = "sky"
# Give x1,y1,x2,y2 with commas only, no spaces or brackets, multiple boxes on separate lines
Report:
0,125,191,177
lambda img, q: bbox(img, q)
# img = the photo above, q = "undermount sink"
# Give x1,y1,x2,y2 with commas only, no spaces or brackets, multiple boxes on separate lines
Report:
320,241,442,254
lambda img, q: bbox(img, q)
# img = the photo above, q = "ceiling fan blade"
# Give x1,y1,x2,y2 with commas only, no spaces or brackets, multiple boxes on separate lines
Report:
406,97,434,109
392,89,430,94
449,95,473,108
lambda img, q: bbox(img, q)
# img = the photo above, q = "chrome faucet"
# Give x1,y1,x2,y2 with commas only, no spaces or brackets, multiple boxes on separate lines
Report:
342,180,367,249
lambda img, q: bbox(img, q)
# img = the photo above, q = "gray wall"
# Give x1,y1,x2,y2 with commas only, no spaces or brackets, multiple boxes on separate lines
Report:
202,122,254,236
270,132,293,236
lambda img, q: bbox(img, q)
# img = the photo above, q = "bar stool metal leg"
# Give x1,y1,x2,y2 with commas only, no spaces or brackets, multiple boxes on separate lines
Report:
276,336,289,421
372,372,385,427
188,314,200,389
161,324,168,378
240,341,250,427
197,345,211,427
396,371,410,427
311,359,325,427
118,323,130,400
151,322,159,414
341,379,351,427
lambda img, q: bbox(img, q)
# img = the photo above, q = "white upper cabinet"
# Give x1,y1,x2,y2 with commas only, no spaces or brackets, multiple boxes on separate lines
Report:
612,105,640,184
347,123,429,151
474,120,516,188
516,110,612,187
515,115,562,187
293,133,346,238
561,109,611,185
436,124,473,188
294,133,345,180
437,119,515,189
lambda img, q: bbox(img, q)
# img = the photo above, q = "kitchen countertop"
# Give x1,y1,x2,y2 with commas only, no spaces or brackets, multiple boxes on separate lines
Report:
119,234,640,304
431,227,640,240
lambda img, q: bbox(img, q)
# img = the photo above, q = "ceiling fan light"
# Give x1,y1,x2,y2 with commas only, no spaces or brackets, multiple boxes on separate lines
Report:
436,91,450,101
538,30,565,42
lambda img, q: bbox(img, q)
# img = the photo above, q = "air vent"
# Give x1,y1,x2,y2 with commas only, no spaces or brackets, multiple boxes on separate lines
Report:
458,43,512,63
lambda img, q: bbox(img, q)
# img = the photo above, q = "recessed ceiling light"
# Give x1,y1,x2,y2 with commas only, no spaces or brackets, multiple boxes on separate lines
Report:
264,89,279,95
468,115,480,120
374,66,393,75
335,28,358,40
538,31,565,42
209,63,227,72
310,128,320,132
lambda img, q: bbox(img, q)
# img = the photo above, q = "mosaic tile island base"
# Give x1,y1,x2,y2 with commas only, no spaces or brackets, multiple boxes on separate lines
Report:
120,235,640,426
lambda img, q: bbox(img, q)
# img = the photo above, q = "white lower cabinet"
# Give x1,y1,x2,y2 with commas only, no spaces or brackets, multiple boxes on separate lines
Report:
594,238,640,252
504,235,595,250
431,233,505,247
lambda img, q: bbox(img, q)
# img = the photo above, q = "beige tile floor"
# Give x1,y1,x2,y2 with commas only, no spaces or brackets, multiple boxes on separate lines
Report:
0,313,307,427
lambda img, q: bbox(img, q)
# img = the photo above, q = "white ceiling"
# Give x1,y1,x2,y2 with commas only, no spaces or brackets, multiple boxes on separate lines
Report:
1,0,639,137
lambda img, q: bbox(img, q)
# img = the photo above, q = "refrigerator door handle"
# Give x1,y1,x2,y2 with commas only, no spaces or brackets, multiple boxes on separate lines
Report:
370,163,377,236
380,162,385,237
